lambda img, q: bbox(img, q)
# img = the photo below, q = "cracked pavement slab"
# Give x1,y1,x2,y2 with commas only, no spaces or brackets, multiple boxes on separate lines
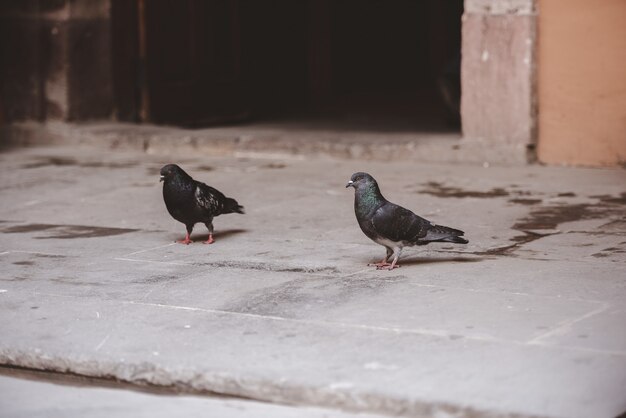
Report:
0,145,625,417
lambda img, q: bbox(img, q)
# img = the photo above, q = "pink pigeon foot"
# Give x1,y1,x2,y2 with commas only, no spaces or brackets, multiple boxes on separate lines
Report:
176,233,193,245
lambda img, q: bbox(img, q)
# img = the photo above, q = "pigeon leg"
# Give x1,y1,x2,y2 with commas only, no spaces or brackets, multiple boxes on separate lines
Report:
368,247,393,268
383,248,402,270
177,224,194,245
203,221,215,245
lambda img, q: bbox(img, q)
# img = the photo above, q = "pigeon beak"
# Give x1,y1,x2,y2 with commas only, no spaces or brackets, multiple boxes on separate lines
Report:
345,180,354,188
159,175,165,182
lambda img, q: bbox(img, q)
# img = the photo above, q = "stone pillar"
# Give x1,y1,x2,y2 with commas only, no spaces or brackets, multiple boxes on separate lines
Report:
0,0,112,124
460,0,537,163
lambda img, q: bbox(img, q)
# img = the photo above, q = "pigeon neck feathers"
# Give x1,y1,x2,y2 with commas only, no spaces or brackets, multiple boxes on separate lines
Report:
167,169,194,187
354,181,385,218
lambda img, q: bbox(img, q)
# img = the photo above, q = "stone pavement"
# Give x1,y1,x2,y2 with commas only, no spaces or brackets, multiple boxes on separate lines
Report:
0,144,625,417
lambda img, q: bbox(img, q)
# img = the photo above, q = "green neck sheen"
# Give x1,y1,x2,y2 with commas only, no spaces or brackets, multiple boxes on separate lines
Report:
355,183,383,217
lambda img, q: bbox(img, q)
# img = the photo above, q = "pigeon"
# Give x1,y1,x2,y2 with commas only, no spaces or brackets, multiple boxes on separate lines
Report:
346,172,468,269
160,164,244,244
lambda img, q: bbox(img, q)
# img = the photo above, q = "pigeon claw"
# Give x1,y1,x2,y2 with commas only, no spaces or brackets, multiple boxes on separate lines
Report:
176,231,193,245
368,262,392,269
203,235,215,245
380,264,400,270
368,261,401,270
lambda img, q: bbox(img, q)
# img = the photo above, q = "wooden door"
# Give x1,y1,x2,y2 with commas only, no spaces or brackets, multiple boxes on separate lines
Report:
143,0,247,126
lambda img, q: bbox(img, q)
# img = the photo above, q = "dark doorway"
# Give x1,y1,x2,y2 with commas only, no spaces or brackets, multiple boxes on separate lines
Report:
112,0,462,131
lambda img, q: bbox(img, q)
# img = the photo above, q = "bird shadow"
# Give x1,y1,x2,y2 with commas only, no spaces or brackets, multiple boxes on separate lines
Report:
385,256,484,266
191,229,249,242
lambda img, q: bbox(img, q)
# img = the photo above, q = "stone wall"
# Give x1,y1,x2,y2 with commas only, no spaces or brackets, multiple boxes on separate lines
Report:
0,0,113,124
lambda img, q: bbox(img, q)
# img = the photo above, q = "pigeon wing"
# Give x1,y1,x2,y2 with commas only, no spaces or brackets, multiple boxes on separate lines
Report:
371,202,431,243
194,181,226,214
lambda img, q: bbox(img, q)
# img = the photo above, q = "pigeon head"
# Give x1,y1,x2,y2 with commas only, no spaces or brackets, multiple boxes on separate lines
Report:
159,164,187,182
346,172,377,190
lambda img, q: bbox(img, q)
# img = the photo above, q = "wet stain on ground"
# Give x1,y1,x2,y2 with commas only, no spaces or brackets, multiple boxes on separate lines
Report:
80,161,136,169
557,192,576,197
0,276,29,282
132,275,184,284
222,274,405,316
21,157,76,168
420,182,509,198
1,223,138,239
591,252,610,258
590,192,626,205
22,157,136,169
34,253,67,259
195,165,215,171
12,261,34,266
509,198,542,206
591,246,626,258
513,192,625,231
50,277,105,286
1,224,58,233
199,260,339,275
513,204,597,230
487,192,626,258
261,163,287,169
598,220,626,231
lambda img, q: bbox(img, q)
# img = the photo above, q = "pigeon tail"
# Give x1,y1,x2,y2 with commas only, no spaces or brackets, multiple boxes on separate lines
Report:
223,197,245,214
442,235,469,244
422,225,468,244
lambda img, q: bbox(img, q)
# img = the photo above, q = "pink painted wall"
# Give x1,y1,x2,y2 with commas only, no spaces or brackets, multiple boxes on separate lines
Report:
538,0,626,166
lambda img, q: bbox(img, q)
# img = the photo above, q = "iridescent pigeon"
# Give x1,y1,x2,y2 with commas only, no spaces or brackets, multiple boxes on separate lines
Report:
346,172,468,269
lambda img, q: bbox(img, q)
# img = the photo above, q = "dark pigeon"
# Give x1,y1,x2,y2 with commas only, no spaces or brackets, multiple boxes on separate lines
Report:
160,164,244,244
346,172,468,269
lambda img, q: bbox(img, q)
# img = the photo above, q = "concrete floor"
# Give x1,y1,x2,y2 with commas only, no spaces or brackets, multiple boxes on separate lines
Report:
0,144,625,417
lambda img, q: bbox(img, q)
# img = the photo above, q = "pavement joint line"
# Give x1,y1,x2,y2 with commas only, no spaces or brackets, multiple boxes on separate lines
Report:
25,290,505,344
122,243,177,257
113,257,189,266
527,301,612,345
125,300,510,342
123,300,626,357
11,284,626,357
405,282,607,304
4,250,69,257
